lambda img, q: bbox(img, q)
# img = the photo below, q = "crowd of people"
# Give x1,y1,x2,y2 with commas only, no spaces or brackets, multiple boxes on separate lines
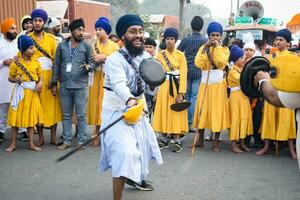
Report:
0,8,299,200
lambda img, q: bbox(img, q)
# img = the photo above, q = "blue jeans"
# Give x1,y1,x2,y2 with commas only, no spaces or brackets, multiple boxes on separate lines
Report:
60,86,88,145
186,78,201,127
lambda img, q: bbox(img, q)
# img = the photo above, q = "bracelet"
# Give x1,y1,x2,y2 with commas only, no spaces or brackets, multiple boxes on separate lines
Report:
258,79,270,92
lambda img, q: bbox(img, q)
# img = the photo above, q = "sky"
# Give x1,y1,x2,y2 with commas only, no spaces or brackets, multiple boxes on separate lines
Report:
192,0,300,24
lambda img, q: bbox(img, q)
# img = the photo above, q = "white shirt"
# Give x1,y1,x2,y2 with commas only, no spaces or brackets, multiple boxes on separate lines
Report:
278,91,300,171
0,38,18,104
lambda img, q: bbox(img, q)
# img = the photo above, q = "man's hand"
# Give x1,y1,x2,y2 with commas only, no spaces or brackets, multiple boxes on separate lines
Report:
93,54,106,63
51,86,57,96
176,93,184,103
126,98,138,107
36,81,43,94
3,58,14,66
210,39,219,47
254,71,271,87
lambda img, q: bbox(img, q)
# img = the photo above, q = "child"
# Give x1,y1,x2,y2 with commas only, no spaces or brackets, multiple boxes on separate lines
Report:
227,45,253,153
6,35,43,152
144,37,157,57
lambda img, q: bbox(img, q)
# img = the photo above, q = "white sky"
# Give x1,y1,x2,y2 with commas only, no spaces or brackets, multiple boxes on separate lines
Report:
192,0,300,24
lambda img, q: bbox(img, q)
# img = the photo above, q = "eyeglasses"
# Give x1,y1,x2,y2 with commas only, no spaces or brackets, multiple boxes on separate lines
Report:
126,29,144,35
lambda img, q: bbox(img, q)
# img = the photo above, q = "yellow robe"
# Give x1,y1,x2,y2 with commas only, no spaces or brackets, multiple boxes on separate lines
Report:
29,32,61,127
227,65,253,141
261,50,296,141
7,54,43,127
87,39,119,126
192,45,230,132
152,49,188,134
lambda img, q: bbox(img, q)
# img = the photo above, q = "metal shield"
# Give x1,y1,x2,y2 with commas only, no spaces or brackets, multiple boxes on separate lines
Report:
139,58,166,87
240,56,270,98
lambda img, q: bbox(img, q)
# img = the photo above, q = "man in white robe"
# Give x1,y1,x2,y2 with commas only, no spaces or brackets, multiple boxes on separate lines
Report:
98,14,162,200
0,18,27,143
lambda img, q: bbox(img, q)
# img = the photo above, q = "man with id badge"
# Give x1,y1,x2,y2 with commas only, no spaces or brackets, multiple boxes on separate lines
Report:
51,18,94,150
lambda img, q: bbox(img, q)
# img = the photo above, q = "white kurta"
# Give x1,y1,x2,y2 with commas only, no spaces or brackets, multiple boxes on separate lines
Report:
278,91,300,171
0,38,18,104
99,48,163,183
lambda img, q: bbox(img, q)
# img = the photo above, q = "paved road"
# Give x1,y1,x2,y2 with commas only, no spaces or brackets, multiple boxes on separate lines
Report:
0,125,299,200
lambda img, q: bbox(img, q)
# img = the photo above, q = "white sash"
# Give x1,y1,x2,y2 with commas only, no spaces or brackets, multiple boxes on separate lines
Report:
201,69,224,84
11,81,36,110
230,86,241,92
165,70,179,81
37,57,53,70
88,72,94,87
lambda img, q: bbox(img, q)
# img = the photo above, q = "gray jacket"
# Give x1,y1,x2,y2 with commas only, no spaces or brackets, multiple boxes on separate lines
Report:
51,38,94,89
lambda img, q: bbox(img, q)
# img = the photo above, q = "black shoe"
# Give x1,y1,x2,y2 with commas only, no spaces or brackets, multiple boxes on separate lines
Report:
19,132,29,142
126,179,153,191
0,132,5,143
172,142,183,153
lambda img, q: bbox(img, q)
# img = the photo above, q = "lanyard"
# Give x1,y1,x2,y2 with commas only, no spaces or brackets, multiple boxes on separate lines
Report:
69,41,79,59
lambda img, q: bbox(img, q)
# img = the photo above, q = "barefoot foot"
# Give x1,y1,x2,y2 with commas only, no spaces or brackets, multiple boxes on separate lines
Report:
29,145,42,152
6,145,16,153
256,148,268,156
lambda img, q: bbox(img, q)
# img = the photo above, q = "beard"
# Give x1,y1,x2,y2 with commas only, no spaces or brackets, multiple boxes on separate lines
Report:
124,37,144,57
33,27,43,34
72,33,83,42
5,32,17,41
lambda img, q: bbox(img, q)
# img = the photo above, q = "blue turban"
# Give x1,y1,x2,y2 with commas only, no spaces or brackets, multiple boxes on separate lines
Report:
163,27,179,41
116,14,143,38
230,45,244,63
207,22,223,37
18,35,34,53
31,9,48,22
95,17,112,35
275,28,292,43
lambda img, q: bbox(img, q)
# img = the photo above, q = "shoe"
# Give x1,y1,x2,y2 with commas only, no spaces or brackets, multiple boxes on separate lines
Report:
172,142,183,153
57,143,71,150
205,135,213,141
19,132,29,142
126,179,153,191
189,128,196,133
0,132,5,142
158,139,169,150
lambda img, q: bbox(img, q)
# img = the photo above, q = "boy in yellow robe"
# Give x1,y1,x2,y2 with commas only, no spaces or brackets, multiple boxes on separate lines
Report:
227,45,253,153
153,28,188,153
6,35,43,152
256,29,297,159
88,17,119,146
29,9,61,146
192,22,230,152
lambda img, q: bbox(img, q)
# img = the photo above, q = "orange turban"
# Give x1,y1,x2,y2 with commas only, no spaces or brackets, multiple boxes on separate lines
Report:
270,47,278,55
1,18,16,34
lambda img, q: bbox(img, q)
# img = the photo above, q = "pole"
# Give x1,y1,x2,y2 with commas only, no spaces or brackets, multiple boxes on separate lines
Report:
179,0,184,37
237,0,240,14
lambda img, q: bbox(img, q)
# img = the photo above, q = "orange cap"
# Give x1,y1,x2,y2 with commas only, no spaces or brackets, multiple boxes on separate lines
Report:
1,18,16,34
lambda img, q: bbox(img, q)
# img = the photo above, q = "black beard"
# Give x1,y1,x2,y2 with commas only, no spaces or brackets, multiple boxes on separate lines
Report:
5,32,17,41
34,28,43,34
73,35,83,42
124,38,144,57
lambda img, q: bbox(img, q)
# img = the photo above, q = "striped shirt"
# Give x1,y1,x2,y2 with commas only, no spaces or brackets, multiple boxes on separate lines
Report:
178,32,207,80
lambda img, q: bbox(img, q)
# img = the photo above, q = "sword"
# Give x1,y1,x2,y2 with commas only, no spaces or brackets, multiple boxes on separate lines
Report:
56,115,124,162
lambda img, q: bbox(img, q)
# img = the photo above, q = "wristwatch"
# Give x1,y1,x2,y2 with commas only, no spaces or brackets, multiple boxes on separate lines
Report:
258,79,270,92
